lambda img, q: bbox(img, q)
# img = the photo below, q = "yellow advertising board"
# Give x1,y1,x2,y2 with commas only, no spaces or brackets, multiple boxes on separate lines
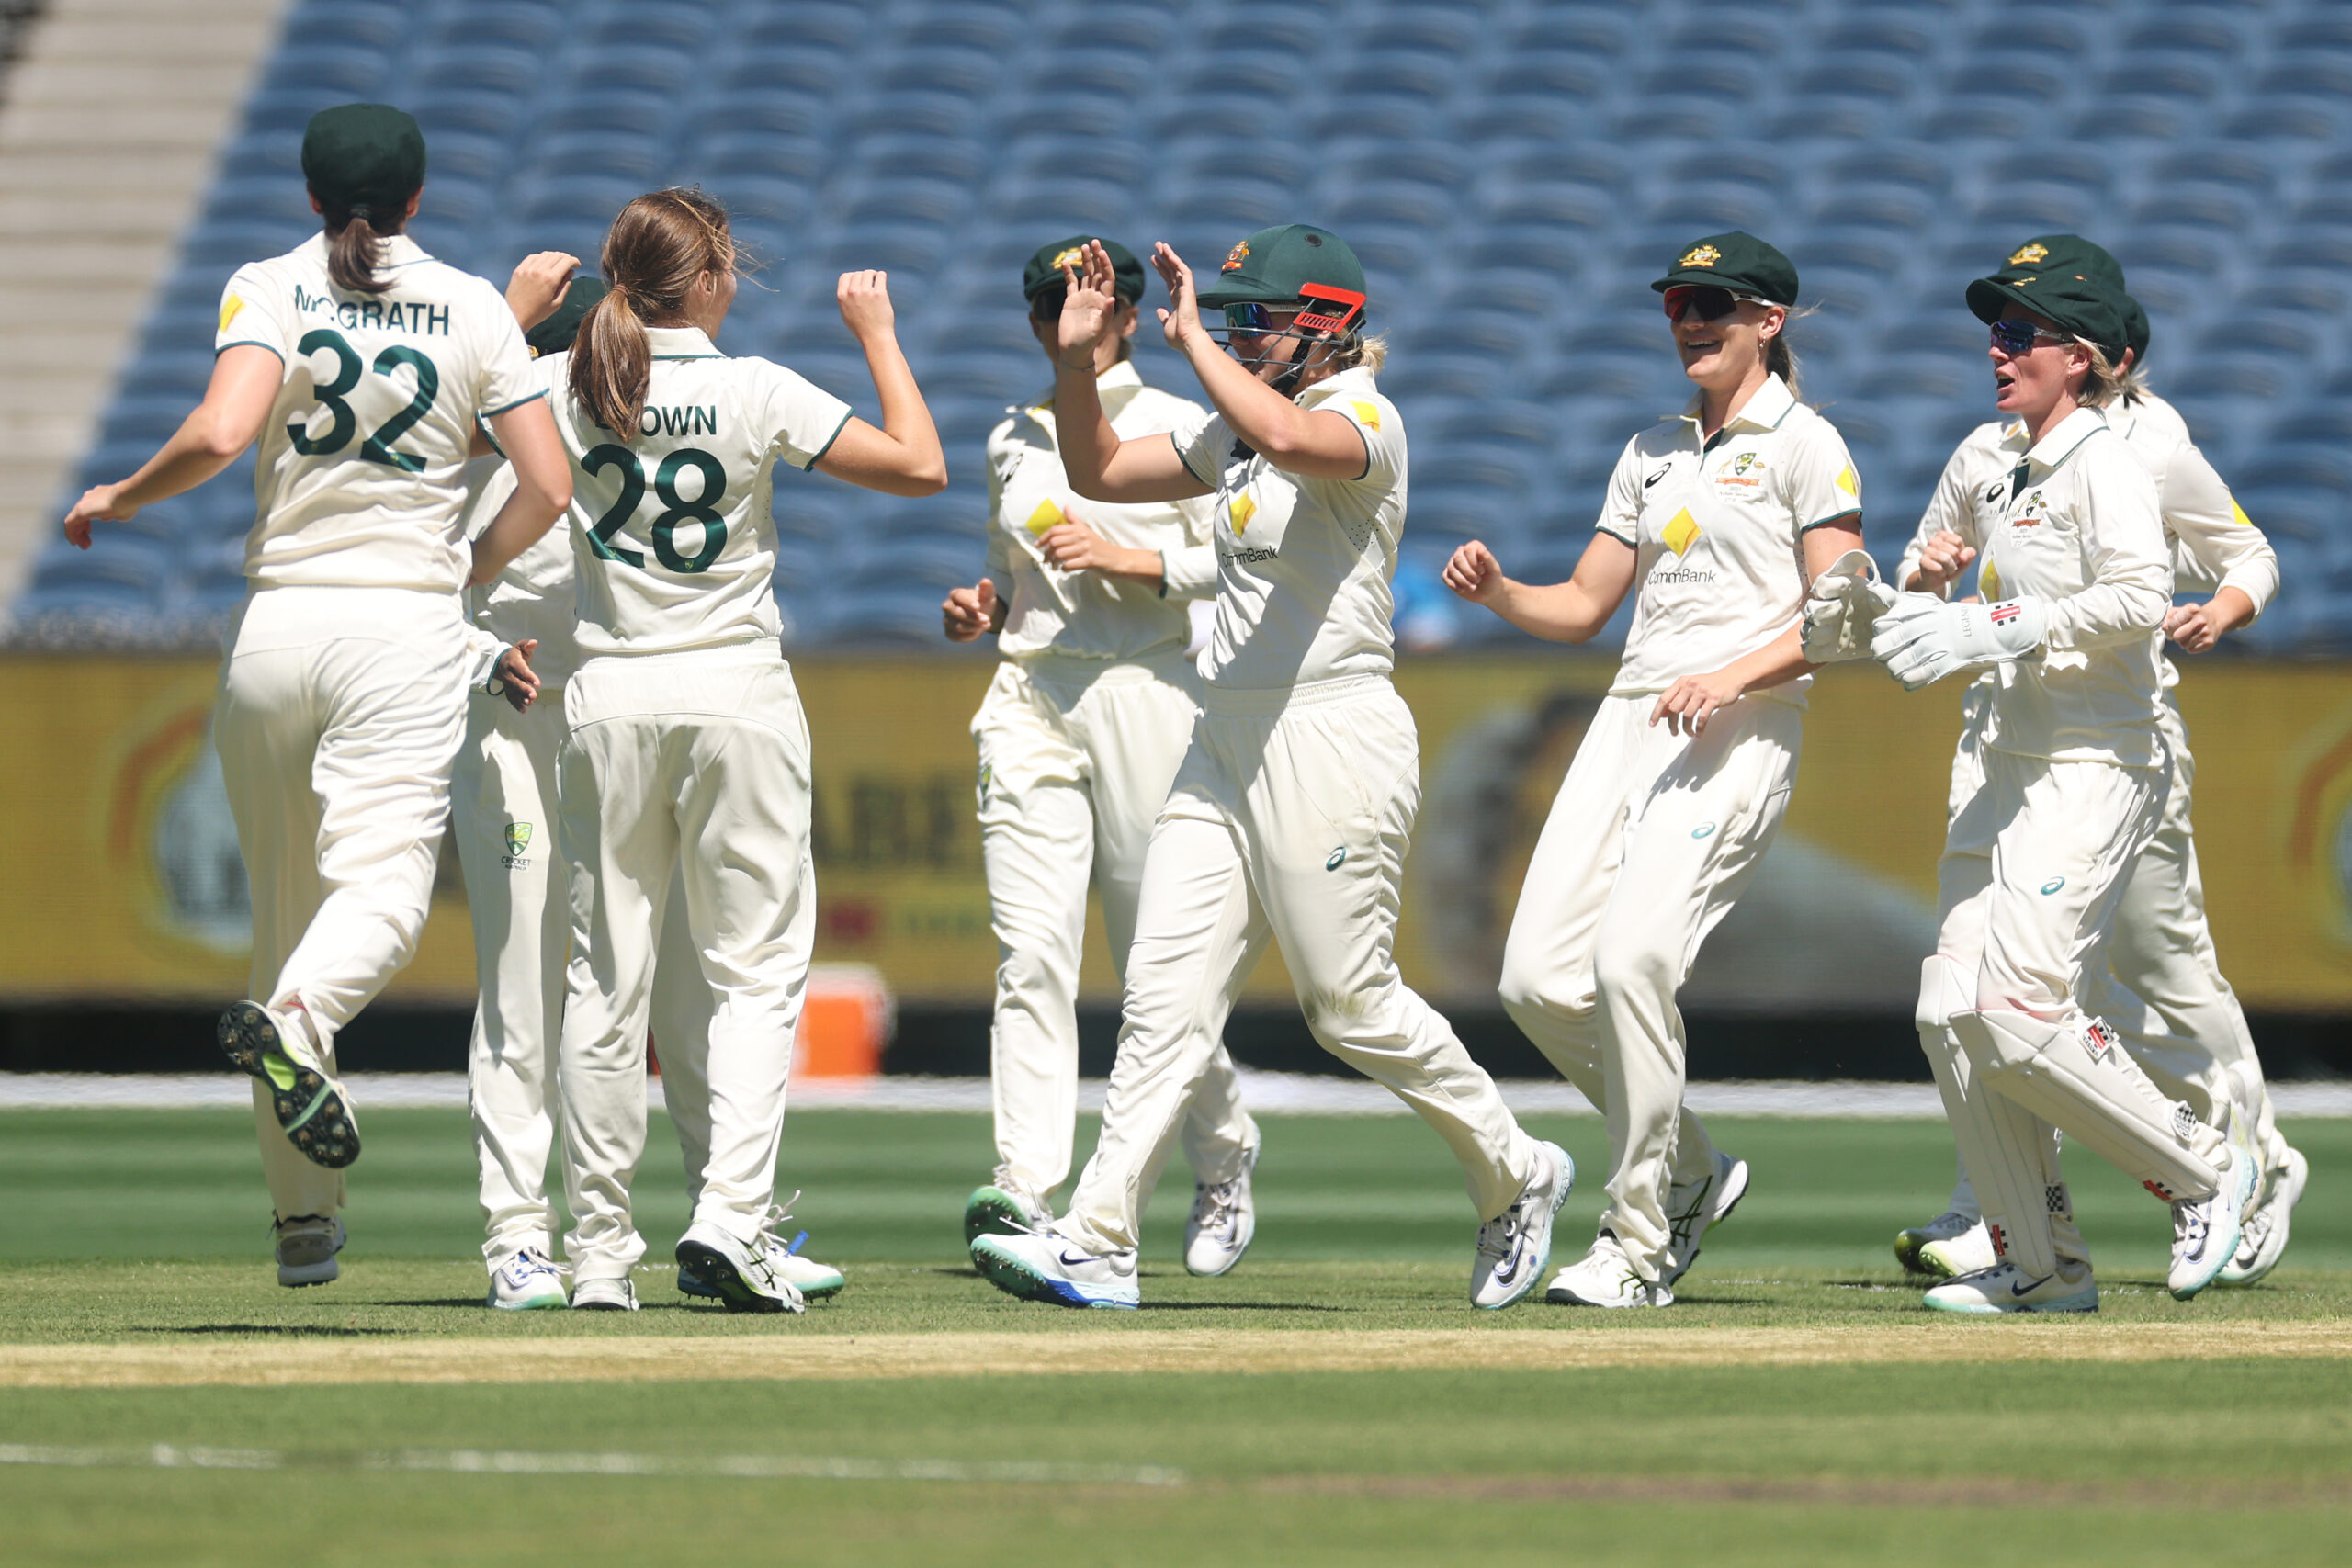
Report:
5,653,2350,1010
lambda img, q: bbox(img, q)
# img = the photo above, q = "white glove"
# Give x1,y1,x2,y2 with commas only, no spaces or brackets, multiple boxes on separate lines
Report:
1799,549,1896,663
1870,592,2047,691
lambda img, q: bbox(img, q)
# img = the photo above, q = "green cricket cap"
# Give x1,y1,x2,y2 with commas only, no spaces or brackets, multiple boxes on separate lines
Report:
1195,224,1367,315
1986,234,2148,362
1023,236,1145,305
1966,268,2131,364
301,103,426,215
1650,231,1798,308
526,276,607,357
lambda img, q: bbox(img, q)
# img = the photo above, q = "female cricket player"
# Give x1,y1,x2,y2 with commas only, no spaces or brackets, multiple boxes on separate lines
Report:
969,230,1570,1311
62,103,570,1288
940,235,1259,1276
1882,238,2290,1292
549,188,944,1312
1444,232,1865,1308
1859,268,2253,1313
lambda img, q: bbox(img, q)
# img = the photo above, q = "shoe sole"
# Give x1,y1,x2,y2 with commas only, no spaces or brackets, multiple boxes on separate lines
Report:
1660,1157,1749,1289
1892,1229,1929,1273
963,1188,1037,1247
1922,1289,2098,1315
968,1238,1136,1310
1184,1214,1255,1278
277,1260,338,1288
681,1264,844,1302
674,1239,792,1314
219,1002,360,1170
2222,1150,2307,1287
2169,1149,2258,1301
1476,1143,1573,1312
1544,1282,1671,1308
571,1299,636,1312
489,1291,569,1311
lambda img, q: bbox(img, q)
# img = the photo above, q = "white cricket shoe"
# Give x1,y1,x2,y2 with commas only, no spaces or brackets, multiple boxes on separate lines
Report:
963,1174,1049,1246
1471,1141,1573,1310
220,1000,359,1169
676,1221,806,1314
1659,1150,1748,1288
1923,1258,2098,1314
487,1247,568,1311
571,1276,639,1312
681,1206,845,1303
969,1226,1139,1309
1184,1145,1259,1278
273,1213,344,1288
2222,1145,2308,1286
2168,1138,2256,1301
1894,1209,1979,1275
1918,1220,1998,1280
1546,1233,1674,1309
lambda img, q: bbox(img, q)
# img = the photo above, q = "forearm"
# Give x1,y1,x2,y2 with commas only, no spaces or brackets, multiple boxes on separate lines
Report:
116,410,249,507
2041,574,2170,649
1179,333,1317,459
1052,362,1123,498
1713,623,1813,696
469,487,563,585
1091,545,1164,587
2200,585,2256,637
1485,578,1615,643
857,331,945,493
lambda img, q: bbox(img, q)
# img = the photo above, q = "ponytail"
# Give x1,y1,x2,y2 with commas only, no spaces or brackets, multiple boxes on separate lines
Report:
318,194,409,295
571,284,652,435
567,186,737,434
1766,332,1801,400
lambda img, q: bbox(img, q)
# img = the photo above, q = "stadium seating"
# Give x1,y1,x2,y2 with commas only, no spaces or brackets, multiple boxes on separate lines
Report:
24,0,2352,652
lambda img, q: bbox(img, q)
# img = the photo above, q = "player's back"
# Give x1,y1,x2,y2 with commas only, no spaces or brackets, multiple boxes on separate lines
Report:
220,234,537,593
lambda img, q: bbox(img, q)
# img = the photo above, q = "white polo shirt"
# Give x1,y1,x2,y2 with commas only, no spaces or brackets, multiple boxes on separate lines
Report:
1599,374,1860,706
986,360,1216,661
1174,365,1404,692
216,232,540,592
1907,407,2172,767
552,325,851,660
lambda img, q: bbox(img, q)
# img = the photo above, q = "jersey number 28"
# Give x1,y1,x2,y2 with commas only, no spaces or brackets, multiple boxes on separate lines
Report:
581,445,728,573
288,328,439,472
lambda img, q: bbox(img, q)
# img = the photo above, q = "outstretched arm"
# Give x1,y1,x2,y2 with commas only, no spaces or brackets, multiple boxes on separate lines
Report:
1053,243,1208,503
814,270,948,497
62,344,283,546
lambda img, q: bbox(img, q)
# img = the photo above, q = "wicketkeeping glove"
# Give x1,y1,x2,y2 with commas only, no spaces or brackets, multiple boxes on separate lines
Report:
1799,548,1897,663
1869,592,2047,691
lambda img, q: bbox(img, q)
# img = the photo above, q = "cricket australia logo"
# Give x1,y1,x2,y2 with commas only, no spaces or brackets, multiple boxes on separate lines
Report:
502,821,534,870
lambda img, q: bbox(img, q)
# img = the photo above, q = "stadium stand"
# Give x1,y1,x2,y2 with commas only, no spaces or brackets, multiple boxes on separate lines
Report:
15,0,2352,651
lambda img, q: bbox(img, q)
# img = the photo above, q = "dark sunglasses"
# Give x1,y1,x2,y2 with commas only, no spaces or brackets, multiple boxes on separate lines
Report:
1662,285,1756,322
1988,320,2069,355
1221,301,1289,335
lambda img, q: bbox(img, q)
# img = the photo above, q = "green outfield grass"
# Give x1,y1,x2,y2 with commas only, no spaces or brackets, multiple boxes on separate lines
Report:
1,1106,2346,1565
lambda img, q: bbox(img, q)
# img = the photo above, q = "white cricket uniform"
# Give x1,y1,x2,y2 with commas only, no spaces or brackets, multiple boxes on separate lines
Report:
1899,397,2287,1237
1904,406,2231,1281
1497,374,1860,1281
974,360,1257,1201
210,232,539,1223
1055,366,1538,1258
552,324,851,1283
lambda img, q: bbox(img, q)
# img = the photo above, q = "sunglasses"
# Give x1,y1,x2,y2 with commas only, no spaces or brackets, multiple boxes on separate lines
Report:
1989,320,2070,355
1662,285,1758,322
1221,284,1367,339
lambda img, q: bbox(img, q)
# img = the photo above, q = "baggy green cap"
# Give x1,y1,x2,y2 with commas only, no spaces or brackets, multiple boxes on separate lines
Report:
301,103,426,215
1987,235,2149,362
1023,235,1146,305
1966,268,2131,364
1651,231,1798,308
526,276,607,357
1195,224,1367,321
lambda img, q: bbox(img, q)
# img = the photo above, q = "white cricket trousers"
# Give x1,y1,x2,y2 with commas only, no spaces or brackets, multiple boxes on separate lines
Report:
215,584,470,1222
973,650,1256,1200
1497,692,1801,1281
1058,674,1536,1256
556,647,817,1283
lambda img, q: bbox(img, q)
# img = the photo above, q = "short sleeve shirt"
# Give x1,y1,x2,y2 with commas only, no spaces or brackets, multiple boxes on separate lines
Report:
1600,375,1860,705
216,233,539,592
554,325,851,659
1173,365,1405,690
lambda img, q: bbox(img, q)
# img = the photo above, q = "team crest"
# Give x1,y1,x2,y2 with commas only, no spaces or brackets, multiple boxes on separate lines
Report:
1050,245,1086,272
1732,450,1762,475
504,822,533,857
1222,240,1250,272
1678,244,1722,269
2007,243,2051,266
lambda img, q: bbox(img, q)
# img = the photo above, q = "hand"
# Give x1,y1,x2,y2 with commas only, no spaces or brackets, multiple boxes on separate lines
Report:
1442,541,1508,604
492,638,540,712
505,252,580,330
837,270,897,344
1148,242,1205,353
1037,518,1147,577
1910,529,1976,595
2165,589,2253,654
63,482,136,547
943,579,998,642
1871,592,2046,692
1650,671,1743,737
1056,242,1121,371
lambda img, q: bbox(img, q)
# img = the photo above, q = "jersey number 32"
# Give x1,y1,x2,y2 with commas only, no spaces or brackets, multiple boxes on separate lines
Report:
288,327,440,472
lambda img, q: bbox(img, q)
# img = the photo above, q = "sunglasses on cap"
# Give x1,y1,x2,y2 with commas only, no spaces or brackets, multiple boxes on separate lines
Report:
1661,285,1765,322
1988,320,2072,355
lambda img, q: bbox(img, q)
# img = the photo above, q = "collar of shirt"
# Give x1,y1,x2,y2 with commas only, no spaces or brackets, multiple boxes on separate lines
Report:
297,231,432,269
1021,357,1144,437
1298,363,1377,408
1676,371,1797,447
2013,404,2107,474
646,324,722,360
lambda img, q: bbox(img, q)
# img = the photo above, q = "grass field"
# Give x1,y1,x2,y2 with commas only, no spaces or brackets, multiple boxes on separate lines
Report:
2,1105,2347,1565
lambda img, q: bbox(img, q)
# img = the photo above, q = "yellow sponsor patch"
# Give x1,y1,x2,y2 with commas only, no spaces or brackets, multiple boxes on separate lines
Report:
1980,558,2001,598
1228,492,1257,534
2231,498,2255,528
218,294,245,332
1351,400,1381,431
1662,509,1701,556
1836,463,1860,499
1023,498,1064,536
